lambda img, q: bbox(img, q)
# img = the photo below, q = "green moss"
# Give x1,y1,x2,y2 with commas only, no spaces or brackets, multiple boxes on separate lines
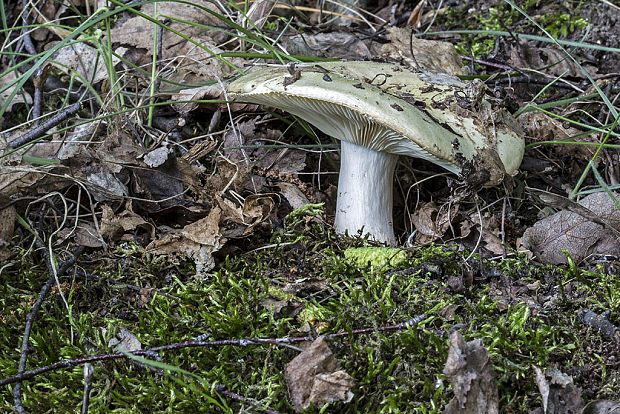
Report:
344,246,407,270
2,212,619,412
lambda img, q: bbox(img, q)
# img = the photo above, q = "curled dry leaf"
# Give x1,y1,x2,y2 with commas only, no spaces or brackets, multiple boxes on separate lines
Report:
373,27,466,75
280,32,371,60
100,204,155,243
216,194,276,238
0,197,16,261
522,191,620,264
443,331,499,414
146,206,225,274
0,68,32,112
582,400,620,414
285,337,355,412
411,201,458,245
532,366,584,414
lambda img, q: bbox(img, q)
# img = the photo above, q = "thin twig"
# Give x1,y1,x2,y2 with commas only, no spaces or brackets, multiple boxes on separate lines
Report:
12,244,85,414
1,315,427,387
9,101,81,148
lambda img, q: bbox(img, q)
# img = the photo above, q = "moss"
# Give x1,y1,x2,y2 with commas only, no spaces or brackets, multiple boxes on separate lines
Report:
1,209,619,412
344,246,407,270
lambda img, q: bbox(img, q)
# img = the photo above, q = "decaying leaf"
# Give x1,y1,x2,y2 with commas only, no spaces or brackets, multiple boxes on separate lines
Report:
146,206,225,274
532,366,584,414
373,27,466,75
0,197,16,261
443,331,499,414
582,400,620,414
107,0,243,85
108,327,142,352
217,194,276,237
100,204,155,242
222,120,307,175
285,337,355,412
521,191,620,264
50,42,120,84
280,32,371,60
411,201,458,245
0,68,33,112
519,111,597,162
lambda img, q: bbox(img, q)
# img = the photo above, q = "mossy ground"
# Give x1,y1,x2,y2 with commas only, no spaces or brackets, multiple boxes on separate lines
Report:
1,208,619,413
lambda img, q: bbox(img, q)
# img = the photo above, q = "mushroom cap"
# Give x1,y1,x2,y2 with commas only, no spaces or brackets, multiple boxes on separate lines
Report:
228,61,524,185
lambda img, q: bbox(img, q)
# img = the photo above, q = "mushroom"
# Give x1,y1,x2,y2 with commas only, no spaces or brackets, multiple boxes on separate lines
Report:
227,61,524,244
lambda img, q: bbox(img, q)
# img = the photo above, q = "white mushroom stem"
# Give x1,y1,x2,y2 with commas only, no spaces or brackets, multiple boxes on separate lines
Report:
334,140,399,245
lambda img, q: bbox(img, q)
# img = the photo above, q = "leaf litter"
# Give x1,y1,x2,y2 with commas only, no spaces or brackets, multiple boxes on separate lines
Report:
1,0,620,412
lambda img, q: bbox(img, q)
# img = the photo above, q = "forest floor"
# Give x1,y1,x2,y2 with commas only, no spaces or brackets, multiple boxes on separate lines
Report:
0,0,619,412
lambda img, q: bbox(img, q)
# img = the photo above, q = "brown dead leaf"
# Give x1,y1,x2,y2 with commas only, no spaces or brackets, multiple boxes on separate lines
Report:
280,33,371,61
259,298,302,319
50,42,120,84
73,222,105,248
373,27,466,75
582,400,620,414
217,194,276,237
108,1,243,85
146,206,225,274
509,40,595,77
109,327,142,352
100,204,155,242
285,337,355,412
532,366,583,414
406,0,427,28
0,165,70,197
411,201,458,245
521,191,620,264
0,67,32,112
276,182,310,210
0,198,16,261
519,111,597,162
443,331,499,414
222,120,307,175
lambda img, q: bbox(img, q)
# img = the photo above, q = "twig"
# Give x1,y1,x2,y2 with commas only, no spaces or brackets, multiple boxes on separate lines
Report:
12,244,85,414
1,315,427,387
579,309,620,343
9,101,81,148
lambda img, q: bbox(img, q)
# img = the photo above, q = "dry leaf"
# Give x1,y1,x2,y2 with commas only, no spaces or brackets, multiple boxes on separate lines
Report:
0,68,32,112
374,27,466,75
532,367,583,414
0,198,16,261
109,327,142,352
443,331,498,414
50,42,120,84
146,206,225,274
100,204,155,242
276,182,310,210
521,191,620,264
280,33,371,60
411,201,458,245
285,337,355,412
519,111,597,162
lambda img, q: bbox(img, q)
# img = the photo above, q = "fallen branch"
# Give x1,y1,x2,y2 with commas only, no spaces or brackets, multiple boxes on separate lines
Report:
9,101,81,148
579,309,620,343
1,315,427,387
